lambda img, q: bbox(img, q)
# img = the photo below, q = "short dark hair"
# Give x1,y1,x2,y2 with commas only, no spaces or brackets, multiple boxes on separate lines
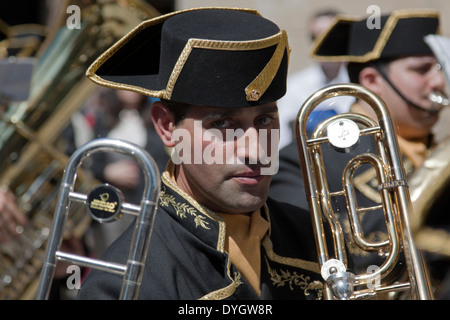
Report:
347,62,370,84
159,99,190,125
347,59,393,84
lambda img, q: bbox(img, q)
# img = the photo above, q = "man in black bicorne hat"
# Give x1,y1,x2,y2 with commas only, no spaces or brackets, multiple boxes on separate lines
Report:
312,9,443,148
269,9,448,296
272,8,445,205
78,7,325,300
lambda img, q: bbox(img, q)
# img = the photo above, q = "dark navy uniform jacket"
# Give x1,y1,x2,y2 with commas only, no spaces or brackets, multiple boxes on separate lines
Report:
78,168,324,300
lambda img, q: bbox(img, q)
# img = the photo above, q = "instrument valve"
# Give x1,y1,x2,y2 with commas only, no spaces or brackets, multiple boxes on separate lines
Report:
321,259,356,300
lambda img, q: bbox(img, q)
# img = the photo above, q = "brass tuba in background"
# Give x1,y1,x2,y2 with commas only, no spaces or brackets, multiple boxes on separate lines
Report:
0,0,158,299
409,130,450,298
409,137,450,257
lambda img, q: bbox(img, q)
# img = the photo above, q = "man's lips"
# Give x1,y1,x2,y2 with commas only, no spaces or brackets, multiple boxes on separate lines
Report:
229,170,265,184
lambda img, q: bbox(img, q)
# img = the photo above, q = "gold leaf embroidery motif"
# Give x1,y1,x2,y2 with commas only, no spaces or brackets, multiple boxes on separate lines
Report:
265,257,323,299
159,186,210,229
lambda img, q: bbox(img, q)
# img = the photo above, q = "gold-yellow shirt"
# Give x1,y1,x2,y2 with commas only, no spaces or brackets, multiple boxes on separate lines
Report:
217,210,269,297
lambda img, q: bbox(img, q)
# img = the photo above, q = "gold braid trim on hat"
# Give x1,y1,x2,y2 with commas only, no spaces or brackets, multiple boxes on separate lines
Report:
163,29,289,102
86,7,262,97
310,8,440,63
245,30,289,102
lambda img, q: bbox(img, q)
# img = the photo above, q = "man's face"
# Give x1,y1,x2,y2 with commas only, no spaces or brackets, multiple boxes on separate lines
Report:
172,103,280,215
381,55,445,139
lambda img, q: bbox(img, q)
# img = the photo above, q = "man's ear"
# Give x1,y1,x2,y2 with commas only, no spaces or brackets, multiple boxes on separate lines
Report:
151,101,176,147
359,66,384,96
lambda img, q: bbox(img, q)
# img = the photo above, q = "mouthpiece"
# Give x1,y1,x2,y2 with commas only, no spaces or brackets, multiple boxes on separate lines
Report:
429,91,450,113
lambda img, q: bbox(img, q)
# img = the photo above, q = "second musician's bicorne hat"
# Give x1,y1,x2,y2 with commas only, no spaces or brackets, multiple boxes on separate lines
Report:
86,7,290,108
310,9,440,63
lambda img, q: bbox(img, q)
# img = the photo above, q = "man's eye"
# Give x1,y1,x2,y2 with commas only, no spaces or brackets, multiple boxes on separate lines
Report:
412,64,434,75
213,119,231,128
256,116,272,126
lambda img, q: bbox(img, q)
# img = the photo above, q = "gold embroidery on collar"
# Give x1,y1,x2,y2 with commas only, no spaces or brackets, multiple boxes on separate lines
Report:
161,168,226,252
159,186,210,229
161,166,247,300
161,169,242,299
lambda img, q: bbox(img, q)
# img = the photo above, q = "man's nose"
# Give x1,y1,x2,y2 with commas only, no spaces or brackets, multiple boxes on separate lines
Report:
430,63,446,90
235,127,260,164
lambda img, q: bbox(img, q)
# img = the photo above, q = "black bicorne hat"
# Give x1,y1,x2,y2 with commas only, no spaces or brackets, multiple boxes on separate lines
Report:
86,7,290,107
310,9,440,63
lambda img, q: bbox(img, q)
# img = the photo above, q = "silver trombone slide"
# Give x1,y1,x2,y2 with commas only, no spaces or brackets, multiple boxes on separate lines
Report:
35,138,160,300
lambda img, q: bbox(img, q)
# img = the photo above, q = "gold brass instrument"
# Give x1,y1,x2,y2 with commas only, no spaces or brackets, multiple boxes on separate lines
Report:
295,83,433,300
409,136,450,257
409,90,450,258
0,0,158,299
35,138,160,300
